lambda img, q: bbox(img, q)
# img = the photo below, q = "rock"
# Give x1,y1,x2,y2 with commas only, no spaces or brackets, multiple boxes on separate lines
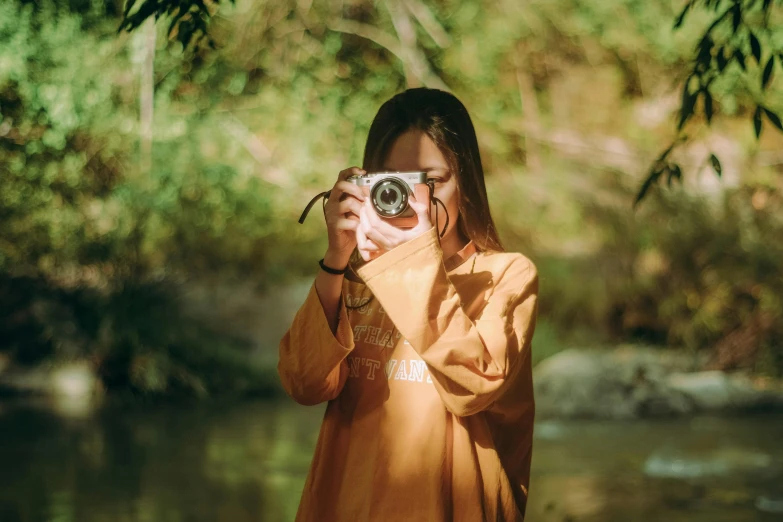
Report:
666,371,783,412
533,346,783,419
0,360,98,398
49,361,98,399
0,360,101,418
643,446,773,479
756,496,783,514
534,347,693,419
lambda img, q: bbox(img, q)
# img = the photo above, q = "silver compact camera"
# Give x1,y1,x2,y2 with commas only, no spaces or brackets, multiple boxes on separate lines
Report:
347,171,430,227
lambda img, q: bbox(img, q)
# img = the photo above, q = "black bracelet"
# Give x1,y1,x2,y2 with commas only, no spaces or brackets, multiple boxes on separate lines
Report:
319,258,348,275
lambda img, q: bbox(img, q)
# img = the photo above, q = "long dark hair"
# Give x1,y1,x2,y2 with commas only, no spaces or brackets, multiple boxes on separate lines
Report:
362,88,504,252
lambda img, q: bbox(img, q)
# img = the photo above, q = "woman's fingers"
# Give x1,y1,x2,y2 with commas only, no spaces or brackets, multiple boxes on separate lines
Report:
334,181,366,203
325,168,365,214
355,191,435,260
355,219,374,262
360,204,394,250
408,194,433,229
362,239,380,251
334,167,366,202
357,212,380,250
363,199,403,243
355,233,368,262
408,193,429,217
364,227,394,251
337,196,364,218
335,218,359,231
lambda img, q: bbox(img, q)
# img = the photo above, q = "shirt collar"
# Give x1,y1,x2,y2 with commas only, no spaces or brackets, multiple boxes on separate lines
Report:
444,239,477,272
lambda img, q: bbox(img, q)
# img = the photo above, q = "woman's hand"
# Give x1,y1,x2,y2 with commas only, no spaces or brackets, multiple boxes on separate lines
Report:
323,167,366,268
356,193,433,262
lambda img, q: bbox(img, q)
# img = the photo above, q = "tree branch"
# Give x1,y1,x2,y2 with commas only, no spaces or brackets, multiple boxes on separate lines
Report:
402,0,451,48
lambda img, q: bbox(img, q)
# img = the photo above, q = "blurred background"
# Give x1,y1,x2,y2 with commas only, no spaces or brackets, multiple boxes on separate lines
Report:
1,0,782,520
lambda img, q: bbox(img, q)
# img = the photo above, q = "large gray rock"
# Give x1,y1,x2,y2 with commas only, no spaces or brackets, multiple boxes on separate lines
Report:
666,371,783,411
533,346,783,419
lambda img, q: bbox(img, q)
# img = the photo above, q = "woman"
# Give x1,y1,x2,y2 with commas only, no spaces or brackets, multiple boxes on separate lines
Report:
279,88,538,521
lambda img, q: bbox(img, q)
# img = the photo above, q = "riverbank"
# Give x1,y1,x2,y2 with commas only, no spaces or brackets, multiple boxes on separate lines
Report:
1,396,781,522
4,344,783,421
535,346,783,419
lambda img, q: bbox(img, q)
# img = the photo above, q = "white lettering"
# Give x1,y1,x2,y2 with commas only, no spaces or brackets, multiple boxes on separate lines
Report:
346,357,433,385
408,360,426,382
385,359,398,379
366,326,380,345
346,295,372,315
394,360,408,381
349,357,361,378
378,330,392,347
353,325,368,342
365,358,381,380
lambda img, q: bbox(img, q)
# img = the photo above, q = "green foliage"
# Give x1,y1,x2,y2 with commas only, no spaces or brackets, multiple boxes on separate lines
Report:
639,0,783,202
0,0,306,281
120,0,234,49
0,274,277,397
0,0,309,395
503,171,783,376
1,1,129,273
3,0,783,395
674,0,783,136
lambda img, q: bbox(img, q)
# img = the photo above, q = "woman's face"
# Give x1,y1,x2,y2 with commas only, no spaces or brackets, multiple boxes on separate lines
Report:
382,129,464,250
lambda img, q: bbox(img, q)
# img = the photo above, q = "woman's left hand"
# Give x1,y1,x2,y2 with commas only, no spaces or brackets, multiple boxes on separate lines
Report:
356,195,432,262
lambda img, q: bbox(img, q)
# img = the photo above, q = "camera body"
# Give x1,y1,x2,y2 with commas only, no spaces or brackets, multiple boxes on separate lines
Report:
347,171,430,228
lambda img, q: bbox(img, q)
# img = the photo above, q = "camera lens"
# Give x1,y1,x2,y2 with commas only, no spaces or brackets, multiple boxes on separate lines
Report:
379,188,399,207
371,178,408,217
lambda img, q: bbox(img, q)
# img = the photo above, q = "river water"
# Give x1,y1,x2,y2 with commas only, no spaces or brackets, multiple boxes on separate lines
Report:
1,398,781,522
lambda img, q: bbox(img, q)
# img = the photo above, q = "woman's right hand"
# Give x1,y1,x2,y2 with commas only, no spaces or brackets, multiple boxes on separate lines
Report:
322,167,367,268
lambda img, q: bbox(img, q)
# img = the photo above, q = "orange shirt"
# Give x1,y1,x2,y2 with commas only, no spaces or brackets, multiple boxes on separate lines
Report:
278,228,538,521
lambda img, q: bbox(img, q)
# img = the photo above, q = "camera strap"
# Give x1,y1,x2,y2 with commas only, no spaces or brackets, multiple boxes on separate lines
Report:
427,181,449,239
297,184,448,239
298,190,331,224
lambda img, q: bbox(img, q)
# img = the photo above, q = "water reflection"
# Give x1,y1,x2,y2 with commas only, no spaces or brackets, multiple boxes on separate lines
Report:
0,399,781,522
0,400,321,522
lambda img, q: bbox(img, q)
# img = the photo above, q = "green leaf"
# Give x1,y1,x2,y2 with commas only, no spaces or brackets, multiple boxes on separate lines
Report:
678,80,697,130
732,4,741,33
636,139,684,206
123,0,139,20
717,49,728,72
754,106,763,138
750,32,762,63
634,167,663,207
666,165,683,188
734,49,746,71
671,164,682,183
657,140,679,164
696,36,713,69
674,3,691,29
709,154,722,177
762,107,783,132
704,90,713,123
762,56,775,89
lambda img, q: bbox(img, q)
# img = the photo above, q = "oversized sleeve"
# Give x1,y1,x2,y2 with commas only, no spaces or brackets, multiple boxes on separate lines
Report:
357,228,538,417
277,283,355,405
